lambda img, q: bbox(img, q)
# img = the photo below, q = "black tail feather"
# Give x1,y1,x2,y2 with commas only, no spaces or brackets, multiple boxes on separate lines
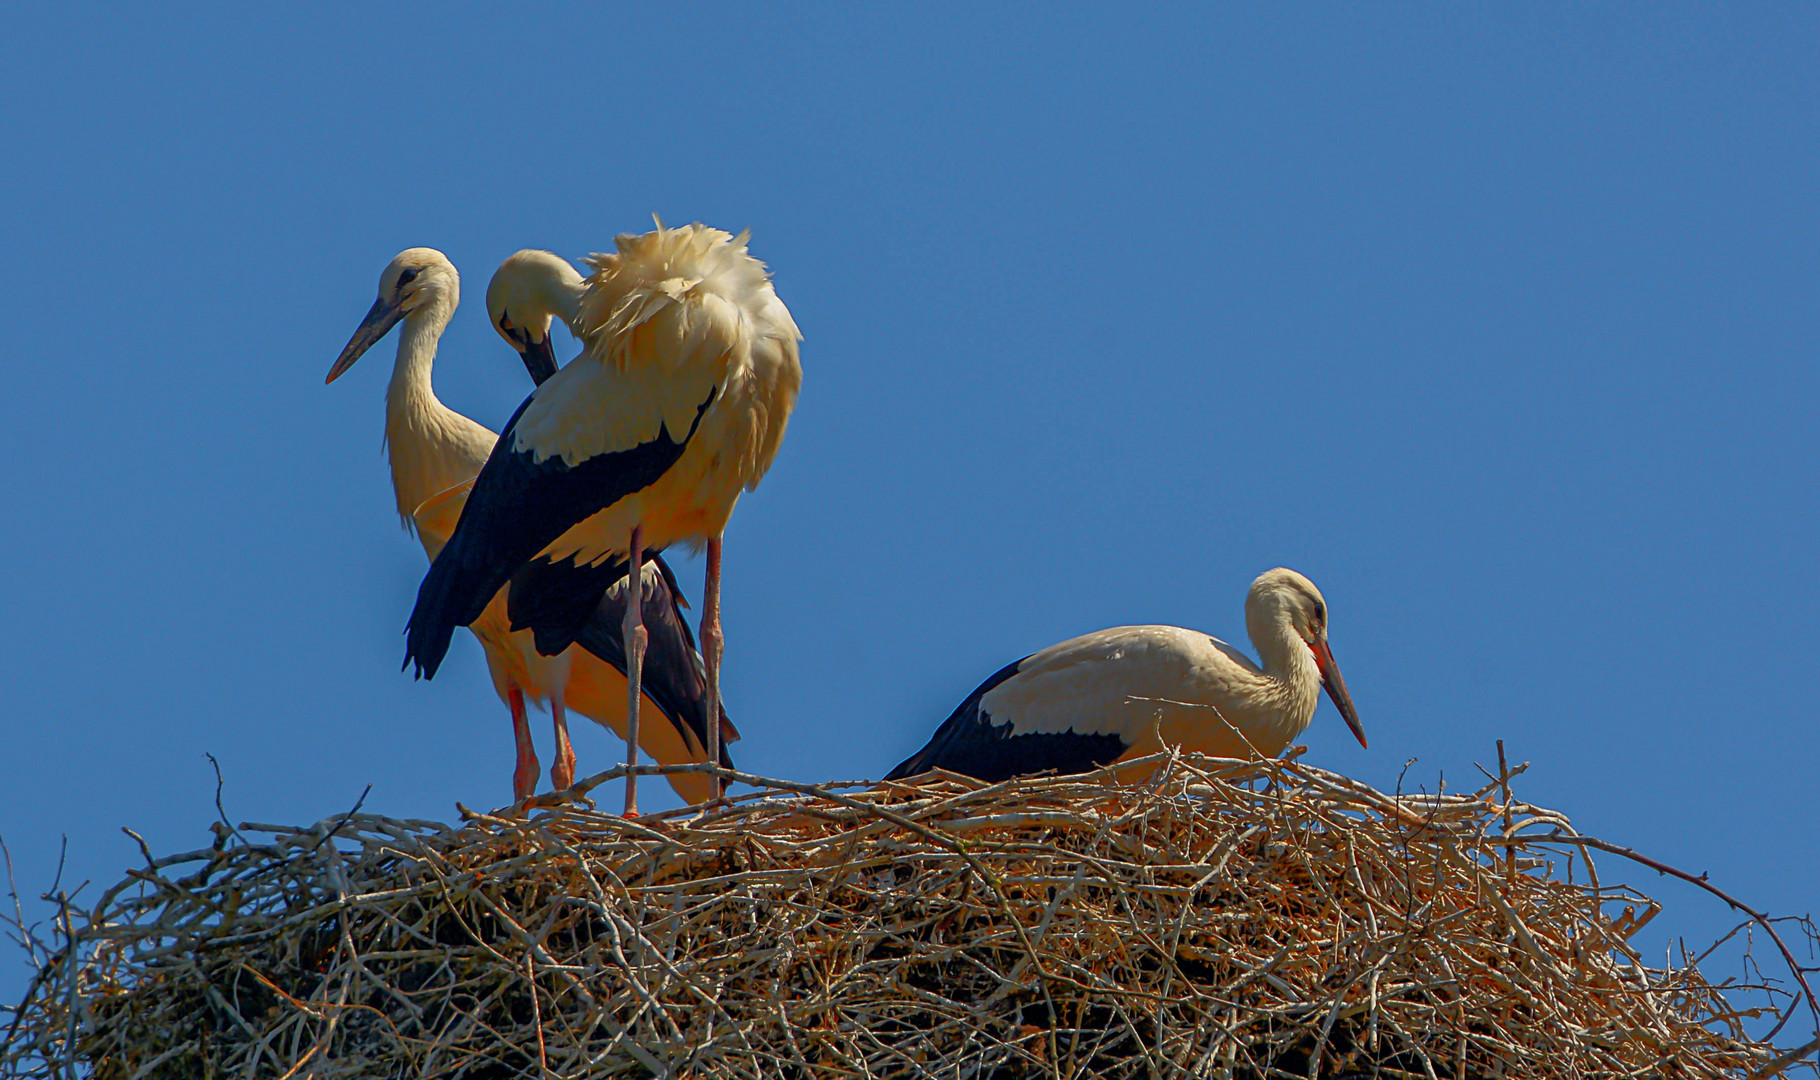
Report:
508,554,638,657
404,521,522,679
883,656,1035,782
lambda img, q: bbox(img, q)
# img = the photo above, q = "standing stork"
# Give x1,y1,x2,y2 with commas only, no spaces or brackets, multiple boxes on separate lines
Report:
884,568,1368,784
328,248,733,805
485,248,739,799
406,223,802,814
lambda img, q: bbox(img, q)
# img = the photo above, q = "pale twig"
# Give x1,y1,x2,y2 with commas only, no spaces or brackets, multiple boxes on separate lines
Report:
1492,830,1820,1044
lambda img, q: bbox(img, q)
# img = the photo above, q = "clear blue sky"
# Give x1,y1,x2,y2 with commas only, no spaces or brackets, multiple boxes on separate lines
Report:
2,4,1814,1025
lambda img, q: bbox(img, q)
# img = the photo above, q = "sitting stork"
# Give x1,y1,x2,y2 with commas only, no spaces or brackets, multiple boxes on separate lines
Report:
885,568,1367,784
407,224,803,813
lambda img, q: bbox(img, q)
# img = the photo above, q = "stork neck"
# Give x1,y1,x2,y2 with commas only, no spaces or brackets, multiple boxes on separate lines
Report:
1251,615,1321,697
515,254,584,336
386,303,452,409
547,282,581,335
380,301,466,525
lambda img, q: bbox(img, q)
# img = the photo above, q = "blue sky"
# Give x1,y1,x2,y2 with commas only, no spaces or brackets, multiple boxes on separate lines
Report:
2,4,1814,1027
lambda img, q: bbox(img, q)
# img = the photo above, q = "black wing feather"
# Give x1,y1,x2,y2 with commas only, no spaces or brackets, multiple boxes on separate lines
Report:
883,656,1128,783
404,386,717,679
506,554,636,658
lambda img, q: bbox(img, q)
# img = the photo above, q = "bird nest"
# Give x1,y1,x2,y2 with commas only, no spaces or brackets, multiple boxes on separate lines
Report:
4,754,1816,1079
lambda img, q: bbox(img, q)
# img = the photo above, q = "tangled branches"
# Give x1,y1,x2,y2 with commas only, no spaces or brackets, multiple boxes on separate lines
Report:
4,753,1816,1078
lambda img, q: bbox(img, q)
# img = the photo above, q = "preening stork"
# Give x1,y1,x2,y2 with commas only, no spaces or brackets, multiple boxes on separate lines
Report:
327,248,733,806
884,568,1368,784
485,248,740,801
483,248,584,386
407,224,802,813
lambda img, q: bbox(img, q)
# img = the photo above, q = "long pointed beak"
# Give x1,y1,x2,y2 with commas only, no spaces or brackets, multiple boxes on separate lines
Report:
517,331,559,386
1310,636,1368,749
326,296,404,383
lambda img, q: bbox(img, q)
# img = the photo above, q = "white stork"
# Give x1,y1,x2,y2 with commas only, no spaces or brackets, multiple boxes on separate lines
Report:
484,248,741,801
884,568,1367,783
328,248,734,805
405,224,802,813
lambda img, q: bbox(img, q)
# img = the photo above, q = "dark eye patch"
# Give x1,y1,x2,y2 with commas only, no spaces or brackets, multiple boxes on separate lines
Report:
397,266,422,288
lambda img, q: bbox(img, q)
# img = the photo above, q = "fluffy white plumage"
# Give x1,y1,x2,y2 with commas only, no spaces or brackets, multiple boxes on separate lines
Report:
517,224,803,565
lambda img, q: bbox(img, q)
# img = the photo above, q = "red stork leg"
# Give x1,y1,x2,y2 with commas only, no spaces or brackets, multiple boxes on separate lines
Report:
622,526,647,817
549,695,576,791
507,685,539,803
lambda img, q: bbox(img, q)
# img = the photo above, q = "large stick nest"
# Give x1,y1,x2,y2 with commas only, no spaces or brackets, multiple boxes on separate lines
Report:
4,754,1815,1078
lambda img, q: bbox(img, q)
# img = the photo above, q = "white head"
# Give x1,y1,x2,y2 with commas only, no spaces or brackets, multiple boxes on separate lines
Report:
486,250,584,386
1245,567,1368,749
326,248,459,383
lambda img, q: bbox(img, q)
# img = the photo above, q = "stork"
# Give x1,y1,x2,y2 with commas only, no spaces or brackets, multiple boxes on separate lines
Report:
484,248,740,800
328,248,733,806
406,223,802,814
884,568,1367,784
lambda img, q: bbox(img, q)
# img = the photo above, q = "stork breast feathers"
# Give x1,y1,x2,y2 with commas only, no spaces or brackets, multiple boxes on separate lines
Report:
409,479,477,561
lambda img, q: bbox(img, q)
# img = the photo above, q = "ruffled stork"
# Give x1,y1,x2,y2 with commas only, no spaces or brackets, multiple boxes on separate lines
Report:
885,569,1367,783
484,248,740,801
406,225,802,813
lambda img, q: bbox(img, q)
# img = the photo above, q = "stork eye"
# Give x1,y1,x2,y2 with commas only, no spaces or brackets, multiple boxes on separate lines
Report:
397,266,422,288
498,313,515,331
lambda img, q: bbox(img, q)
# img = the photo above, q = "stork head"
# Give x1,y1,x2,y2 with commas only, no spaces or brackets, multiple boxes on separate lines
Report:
1247,568,1368,750
486,250,584,387
326,248,459,383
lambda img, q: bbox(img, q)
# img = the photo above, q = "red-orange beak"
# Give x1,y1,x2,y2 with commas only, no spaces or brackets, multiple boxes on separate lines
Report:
1309,637,1367,749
